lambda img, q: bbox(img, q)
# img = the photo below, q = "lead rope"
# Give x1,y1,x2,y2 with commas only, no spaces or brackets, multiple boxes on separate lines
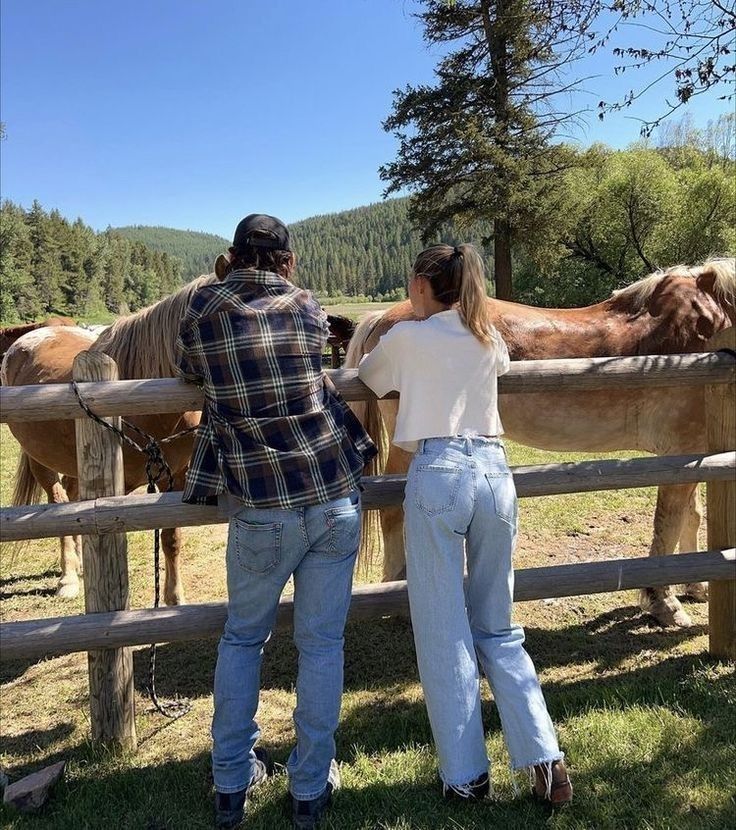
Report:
71,381,193,720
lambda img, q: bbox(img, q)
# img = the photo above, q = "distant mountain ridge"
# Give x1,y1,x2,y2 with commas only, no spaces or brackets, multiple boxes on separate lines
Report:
111,198,494,298
111,226,229,282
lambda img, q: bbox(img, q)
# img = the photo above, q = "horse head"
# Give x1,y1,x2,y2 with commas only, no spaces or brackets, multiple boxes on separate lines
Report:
610,257,735,353
326,314,356,349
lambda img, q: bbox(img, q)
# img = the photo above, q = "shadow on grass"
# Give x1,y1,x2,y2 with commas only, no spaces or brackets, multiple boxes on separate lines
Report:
1,716,734,830
529,603,708,672
0,722,76,771
0,569,60,588
131,616,421,700
0,585,58,601
131,605,706,701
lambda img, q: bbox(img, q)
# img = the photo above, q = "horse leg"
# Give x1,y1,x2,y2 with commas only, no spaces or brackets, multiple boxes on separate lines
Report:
61,475,83,577
377,402,412,582
160,468,186,606
28,460,81,599
639,483,695,627
160,528,184,606
679,486,708,602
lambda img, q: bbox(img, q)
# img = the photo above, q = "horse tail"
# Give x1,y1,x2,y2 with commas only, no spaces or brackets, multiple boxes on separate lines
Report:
12,451,43,507
6,451,43,564
343,310,390,574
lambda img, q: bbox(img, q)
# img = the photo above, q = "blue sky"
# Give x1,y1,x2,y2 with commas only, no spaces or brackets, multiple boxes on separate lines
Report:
1,0,730,237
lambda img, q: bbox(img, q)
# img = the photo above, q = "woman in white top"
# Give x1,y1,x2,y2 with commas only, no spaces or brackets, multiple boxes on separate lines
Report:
359,244,572,805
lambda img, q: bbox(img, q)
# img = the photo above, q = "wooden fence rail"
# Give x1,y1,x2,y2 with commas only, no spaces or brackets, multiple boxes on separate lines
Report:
2,549,733,662
2,351,735,422
2,452,734,542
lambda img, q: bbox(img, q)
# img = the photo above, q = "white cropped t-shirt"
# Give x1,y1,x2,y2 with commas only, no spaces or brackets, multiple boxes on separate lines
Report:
357,309,510,453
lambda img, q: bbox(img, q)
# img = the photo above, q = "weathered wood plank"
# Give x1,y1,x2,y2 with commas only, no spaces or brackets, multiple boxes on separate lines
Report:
706,329,736,659
1,550,733,661
2,452,733,542
73,352,136,749
2,352,734,422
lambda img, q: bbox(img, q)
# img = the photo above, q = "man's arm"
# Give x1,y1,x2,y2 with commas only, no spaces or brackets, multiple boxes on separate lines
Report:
174,322,204,385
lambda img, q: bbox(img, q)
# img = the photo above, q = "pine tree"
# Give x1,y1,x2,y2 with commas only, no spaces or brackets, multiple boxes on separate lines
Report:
380,0,592,299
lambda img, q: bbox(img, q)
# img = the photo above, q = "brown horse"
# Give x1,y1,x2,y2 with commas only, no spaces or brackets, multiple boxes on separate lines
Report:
344,258,736,627
0,316,76,364
1,277,218,603
1,280,368,603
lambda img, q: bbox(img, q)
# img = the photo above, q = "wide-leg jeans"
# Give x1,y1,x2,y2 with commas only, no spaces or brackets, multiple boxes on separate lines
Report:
211,491,360,800
404,437,562,787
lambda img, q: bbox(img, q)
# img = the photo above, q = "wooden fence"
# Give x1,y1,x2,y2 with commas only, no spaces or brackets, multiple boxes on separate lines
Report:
1,343,735,750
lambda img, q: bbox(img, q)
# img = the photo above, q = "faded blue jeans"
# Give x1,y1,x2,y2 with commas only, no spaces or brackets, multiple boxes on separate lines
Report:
211,491,360,800
404,437,562,788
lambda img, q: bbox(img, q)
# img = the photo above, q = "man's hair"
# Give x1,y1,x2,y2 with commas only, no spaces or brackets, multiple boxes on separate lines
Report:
230,246,296,279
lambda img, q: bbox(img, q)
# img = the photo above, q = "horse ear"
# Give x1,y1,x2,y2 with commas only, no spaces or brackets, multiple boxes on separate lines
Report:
214,254,230,281
696,266,717,295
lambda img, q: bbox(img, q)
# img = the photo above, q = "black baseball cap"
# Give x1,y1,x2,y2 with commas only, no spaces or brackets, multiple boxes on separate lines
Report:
231,214,290,252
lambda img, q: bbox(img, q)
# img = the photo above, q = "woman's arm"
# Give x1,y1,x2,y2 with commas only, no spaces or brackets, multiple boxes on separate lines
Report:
358,340,398,397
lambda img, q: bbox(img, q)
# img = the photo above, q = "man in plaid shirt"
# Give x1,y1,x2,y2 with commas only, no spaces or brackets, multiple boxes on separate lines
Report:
175,214,376,830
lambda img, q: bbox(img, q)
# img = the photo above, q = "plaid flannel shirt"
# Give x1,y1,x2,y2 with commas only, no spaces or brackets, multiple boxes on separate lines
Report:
175,269,376,508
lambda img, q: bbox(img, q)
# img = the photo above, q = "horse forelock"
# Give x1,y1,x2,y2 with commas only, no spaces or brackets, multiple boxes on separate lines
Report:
91,273,219,379
611,257,736,314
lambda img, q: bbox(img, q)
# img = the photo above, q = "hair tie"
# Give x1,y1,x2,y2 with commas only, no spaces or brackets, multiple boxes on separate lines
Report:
453,246,462,257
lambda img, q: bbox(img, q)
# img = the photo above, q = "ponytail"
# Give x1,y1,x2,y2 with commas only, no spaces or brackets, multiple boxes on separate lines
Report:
411,243,496,345
455,244,494,344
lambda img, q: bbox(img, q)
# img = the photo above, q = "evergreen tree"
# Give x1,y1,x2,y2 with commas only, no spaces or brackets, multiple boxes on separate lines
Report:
380,0,594,299
27,200,65,314
0,201,39,320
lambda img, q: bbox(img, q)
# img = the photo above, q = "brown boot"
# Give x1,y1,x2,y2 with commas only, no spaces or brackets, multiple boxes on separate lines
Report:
532,759,572,806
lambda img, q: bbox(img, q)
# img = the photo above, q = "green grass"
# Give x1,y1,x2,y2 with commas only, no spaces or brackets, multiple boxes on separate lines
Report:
1,425,733,830
321,302,397,321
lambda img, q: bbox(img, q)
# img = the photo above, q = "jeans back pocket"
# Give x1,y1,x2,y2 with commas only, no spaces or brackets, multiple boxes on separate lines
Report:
323,495,361,556
233,518,282,574
414,464,463,516
485,472,518,527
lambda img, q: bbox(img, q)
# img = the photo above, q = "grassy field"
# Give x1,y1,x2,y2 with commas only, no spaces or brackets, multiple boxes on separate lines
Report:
321,302,398,321
0,423,734,830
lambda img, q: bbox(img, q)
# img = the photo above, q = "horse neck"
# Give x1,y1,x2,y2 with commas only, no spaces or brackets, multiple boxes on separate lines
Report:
91,274,217,379
492,298,644,358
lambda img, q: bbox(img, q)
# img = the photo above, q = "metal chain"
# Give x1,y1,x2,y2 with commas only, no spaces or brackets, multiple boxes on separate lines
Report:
71,381,193,720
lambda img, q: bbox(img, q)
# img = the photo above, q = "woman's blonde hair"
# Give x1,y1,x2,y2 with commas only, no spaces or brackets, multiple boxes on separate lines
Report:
412,243,495,344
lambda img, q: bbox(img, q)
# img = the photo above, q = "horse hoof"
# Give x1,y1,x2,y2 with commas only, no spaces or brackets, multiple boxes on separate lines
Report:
683,582,708,603
164,592,184,606
57,582,79,599
640,593,692,628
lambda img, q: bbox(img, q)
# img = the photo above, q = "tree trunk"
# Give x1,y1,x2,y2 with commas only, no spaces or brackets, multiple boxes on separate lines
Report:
494,218,513,299
482,0,513,300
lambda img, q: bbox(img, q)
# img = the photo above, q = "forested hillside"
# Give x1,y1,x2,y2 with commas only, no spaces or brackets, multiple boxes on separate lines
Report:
2,132,732,324
114,200,494,300
111,226,228,282
291,199,493,299
0,201,182,322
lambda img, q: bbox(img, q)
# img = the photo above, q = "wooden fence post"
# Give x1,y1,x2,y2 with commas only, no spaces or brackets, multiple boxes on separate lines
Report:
73,351,137,748
706,328,736,659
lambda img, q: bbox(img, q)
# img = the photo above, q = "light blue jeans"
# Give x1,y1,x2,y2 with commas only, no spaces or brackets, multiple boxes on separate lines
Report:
211,491,361,800
404,437,562,787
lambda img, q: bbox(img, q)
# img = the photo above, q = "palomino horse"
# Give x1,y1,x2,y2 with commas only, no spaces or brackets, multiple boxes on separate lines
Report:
0,316,76,364
344,258,736,627
2,278,366,603
1,276,218,603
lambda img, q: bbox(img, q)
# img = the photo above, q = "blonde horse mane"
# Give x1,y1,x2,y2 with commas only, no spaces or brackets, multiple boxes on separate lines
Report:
91,273,219,379
343,309,389,468
612,257,736,311
343,310,392,574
